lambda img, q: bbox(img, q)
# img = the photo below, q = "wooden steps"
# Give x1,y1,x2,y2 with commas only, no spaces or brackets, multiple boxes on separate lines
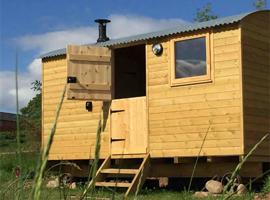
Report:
89,154,150,197
100,168,138,174
95,182,131,187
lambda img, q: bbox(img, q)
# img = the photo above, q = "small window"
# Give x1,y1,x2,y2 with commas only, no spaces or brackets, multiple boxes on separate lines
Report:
170,33,211,86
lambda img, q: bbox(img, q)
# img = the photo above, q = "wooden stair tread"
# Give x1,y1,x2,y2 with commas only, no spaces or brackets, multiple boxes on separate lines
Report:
91,154,150,197
101,168,138,174
95,181,131,187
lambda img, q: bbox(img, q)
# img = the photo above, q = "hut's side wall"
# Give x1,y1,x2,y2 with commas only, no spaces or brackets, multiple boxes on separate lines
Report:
241,11,270,156
146,26,244,158
42,56,110,160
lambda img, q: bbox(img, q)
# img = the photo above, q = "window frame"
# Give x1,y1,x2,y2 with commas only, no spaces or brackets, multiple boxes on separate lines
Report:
170,32,212,86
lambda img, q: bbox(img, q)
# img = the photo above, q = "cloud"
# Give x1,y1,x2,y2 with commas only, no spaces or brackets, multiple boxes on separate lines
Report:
17,27,98,54
109,14,187,39
1,14,188,113
28,58,42,79
16,14,188,53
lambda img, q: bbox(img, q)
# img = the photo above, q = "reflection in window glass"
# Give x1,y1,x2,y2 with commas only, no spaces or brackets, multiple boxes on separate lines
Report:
175,37,206,79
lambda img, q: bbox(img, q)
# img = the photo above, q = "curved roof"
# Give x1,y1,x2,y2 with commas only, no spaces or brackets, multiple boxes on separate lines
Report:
40,10,263,59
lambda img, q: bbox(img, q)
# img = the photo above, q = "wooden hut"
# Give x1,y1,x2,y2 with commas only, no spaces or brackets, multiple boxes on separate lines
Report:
41,10,270,196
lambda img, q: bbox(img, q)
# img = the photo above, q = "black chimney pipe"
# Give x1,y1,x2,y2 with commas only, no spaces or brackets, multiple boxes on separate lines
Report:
95,19,111,43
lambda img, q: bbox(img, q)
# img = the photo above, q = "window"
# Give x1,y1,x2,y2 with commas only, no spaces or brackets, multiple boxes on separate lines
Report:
170,33,211,86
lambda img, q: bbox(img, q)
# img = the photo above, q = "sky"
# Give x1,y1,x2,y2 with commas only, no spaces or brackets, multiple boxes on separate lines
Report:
0,0,268,113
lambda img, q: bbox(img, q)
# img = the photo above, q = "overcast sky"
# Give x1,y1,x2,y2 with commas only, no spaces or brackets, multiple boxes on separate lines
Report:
0,0,268,113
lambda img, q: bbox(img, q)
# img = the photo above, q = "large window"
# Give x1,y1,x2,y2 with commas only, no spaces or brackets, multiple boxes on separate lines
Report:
170,33,211,86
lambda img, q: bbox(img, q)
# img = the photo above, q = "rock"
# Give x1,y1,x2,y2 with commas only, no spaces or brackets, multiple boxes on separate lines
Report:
237,184,247,195
69,182,76,189
194,191,209,198
205,180,223,194
46,177,59,188
254,193,270,200
159,177,168,188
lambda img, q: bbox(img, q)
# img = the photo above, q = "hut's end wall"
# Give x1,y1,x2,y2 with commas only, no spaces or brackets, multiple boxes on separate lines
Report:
42,56,110,160
242,11,270,157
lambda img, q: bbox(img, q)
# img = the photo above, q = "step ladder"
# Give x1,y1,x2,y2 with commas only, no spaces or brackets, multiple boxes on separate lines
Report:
90,154,150,197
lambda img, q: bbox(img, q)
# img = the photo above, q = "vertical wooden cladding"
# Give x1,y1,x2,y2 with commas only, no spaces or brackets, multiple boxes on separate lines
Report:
241,11,270,156
67,45,112,101
147,26,243,158
42,56,110,160
111,97,148,155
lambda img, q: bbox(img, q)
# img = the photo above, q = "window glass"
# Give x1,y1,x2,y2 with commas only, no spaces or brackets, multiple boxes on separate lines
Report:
175,37,206,79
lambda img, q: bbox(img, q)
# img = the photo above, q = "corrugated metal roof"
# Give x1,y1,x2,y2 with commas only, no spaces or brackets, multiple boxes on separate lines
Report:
40,48,66,59
40,11,252,59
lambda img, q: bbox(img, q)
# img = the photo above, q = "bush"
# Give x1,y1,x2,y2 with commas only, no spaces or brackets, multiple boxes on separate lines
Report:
262,176,270,193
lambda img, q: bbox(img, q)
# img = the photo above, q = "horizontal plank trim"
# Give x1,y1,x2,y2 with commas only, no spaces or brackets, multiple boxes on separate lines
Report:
44,133,109,141
149,90,241,106
149,138,241,149
150,147,243,157
68,54,111,62
48,141,109,147
149,99,240,114
149,115,240,127
68,83,111,91
149,124,241,135
150,131,240,142
48,151,109,160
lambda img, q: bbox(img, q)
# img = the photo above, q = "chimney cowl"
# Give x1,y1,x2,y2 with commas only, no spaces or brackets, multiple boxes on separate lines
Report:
95,19,111,43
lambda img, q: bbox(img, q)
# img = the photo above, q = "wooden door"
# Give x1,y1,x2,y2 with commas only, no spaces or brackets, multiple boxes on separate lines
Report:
111,97,147,155
66,45,111,101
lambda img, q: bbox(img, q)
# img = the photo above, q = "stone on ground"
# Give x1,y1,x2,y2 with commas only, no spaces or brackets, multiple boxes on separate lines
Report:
46,177,59,188
69,182,76,189
205,180,223,194
237,184,247,194
194,191,209,198
159,177,168,188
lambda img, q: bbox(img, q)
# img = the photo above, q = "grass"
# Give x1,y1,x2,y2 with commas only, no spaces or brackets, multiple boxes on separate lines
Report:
262,176,270,194
0,153,39,186
0,148,270,199
0,187,259,200
32,84,67,200
1,128,270,200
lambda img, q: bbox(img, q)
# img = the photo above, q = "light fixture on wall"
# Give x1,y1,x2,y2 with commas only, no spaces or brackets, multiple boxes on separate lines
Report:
67,76,77,83
86,101,93,112
152,43,163,56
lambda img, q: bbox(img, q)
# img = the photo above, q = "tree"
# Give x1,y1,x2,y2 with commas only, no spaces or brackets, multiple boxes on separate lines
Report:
20,80,42,145
253,0,267,10
194,3,218,22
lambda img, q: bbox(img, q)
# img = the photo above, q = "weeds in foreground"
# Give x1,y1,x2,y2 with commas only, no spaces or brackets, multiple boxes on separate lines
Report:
223,133,269,195
188,125,210,192
15,50,23,200
80,108,103,199
32,84,67,200
262,175,270,194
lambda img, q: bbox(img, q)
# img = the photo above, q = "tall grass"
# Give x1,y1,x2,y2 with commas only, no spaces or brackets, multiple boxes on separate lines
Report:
223,133,269,195
31,84,67,200
187,125,210,192
80,103,104,199
15,50,23,200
